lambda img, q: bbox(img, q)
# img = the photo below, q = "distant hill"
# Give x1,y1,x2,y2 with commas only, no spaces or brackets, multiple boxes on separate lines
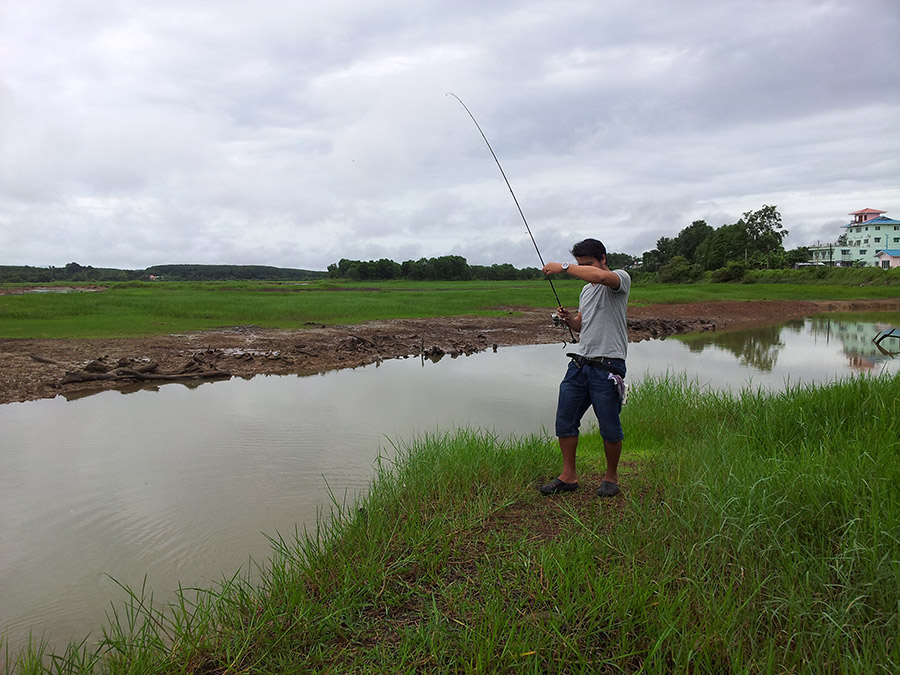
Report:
0,263,327,283
143,264,327,281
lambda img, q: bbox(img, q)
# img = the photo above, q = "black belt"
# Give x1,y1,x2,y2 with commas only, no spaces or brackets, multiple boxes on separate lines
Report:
567,353,626,377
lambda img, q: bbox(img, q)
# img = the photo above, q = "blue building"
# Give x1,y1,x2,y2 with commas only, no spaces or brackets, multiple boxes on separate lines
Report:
807,208,900,267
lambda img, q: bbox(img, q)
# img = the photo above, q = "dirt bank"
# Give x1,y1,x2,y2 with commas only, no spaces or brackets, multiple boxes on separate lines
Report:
2,299,898,404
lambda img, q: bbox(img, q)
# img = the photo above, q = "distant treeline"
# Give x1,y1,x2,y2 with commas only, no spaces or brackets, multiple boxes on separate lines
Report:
327,252,637,281
4,204,828,287
327,256,538,281
0,262,327,283
642,205,815,283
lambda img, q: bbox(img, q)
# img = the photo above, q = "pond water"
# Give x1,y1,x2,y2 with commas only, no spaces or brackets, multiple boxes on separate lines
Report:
1,313,898,652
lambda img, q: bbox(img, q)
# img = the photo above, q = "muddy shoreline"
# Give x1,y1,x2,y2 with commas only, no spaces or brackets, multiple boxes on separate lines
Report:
2,298,898,405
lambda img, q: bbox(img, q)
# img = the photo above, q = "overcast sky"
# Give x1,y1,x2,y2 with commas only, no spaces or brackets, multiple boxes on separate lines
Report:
1,1,898,271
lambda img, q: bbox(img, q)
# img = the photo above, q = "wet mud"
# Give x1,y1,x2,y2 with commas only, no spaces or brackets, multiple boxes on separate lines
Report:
2,299,898,404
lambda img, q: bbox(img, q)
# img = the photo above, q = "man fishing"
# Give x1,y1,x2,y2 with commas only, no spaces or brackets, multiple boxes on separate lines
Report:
540,238,631,497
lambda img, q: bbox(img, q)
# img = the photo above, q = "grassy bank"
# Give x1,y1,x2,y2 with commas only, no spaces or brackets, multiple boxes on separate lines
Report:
2,279,899,338
5,373,898,673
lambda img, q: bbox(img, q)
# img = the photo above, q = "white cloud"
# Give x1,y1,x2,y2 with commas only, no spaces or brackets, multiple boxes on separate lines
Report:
1,0,898,270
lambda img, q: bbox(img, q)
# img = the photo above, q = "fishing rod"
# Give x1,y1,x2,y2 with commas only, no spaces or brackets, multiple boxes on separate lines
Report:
447,92,575,342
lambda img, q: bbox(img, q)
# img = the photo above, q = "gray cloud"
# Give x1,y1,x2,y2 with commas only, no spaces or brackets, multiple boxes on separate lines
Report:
1,0,898,270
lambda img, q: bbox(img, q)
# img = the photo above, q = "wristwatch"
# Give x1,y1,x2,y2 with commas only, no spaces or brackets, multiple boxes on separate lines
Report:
561,262,569,272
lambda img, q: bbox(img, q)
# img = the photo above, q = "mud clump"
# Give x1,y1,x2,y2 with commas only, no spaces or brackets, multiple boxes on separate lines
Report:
2,299,898,404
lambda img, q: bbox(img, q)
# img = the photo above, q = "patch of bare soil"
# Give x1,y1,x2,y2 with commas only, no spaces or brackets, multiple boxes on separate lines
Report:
2,299,898,405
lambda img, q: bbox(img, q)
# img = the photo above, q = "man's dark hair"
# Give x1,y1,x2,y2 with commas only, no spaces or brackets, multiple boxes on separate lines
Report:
570,238,607,262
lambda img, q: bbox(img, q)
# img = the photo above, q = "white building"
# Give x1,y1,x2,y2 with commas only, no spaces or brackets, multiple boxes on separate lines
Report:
807,208,900,267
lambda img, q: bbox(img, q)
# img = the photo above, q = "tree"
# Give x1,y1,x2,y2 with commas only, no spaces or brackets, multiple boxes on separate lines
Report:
784,247,811,267
695,222,748,270
429,255,470,281
641,248,664,272
673,220,714,263
606,252,638,269
655,236,678,266
471,263,518,280
739,205,788,263
373,258,401,279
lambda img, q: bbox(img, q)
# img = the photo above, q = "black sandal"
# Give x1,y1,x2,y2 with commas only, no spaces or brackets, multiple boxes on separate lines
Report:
596,480,620,498
539,478,579,495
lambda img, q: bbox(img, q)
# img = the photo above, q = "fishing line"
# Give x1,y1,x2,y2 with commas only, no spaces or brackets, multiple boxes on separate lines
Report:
447,92,575,342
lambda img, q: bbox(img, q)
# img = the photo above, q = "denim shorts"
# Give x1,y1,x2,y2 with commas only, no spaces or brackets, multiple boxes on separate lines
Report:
555,360,625,441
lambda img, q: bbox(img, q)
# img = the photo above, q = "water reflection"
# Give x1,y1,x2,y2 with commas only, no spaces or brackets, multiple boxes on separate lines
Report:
662,315,900,384
682,322,789,371
806,317,900,372
1,314,898,654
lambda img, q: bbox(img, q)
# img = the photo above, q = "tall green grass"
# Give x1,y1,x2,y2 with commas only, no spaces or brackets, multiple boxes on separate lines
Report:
5,374,898,673
629,281,900,306
749,265,900,286
624,374,900,672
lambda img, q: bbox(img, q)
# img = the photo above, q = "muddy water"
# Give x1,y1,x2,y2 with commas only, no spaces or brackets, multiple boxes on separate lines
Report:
1,314,898,653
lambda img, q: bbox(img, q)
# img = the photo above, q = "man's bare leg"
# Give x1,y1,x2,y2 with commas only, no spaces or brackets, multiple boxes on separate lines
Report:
558,435,579,483
596,439,622,497
602,440,621,485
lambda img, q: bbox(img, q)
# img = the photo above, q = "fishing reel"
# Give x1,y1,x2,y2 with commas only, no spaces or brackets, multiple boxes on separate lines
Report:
552,312,577,345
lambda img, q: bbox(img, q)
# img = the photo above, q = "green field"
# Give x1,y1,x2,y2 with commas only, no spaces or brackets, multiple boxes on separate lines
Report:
2,279,899,339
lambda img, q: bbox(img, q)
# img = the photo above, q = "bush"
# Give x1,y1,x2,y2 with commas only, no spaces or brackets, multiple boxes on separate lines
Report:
657,256,703,284
626,267,656,285
711,261,748,283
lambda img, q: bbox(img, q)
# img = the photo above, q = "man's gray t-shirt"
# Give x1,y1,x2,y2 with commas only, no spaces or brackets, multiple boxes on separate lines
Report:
574,269,631,361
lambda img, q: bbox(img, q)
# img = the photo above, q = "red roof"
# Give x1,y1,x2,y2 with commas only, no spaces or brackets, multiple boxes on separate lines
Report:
849,208,886,215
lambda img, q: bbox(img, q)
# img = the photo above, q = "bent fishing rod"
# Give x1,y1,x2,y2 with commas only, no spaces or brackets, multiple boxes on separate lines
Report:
447,92,576,342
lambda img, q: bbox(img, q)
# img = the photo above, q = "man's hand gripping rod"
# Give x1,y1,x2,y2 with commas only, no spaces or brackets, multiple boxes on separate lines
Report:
447,93,576,343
